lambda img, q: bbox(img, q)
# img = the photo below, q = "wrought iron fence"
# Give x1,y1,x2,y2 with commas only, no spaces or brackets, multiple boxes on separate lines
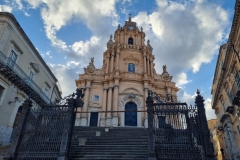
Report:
6,89,84,160
146,90,214,160
153,103,204,159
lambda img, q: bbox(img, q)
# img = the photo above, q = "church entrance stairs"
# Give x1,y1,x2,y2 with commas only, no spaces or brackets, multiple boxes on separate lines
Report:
69,126,148,160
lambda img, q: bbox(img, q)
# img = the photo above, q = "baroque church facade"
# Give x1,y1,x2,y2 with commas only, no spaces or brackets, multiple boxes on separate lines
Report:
75,16,179,128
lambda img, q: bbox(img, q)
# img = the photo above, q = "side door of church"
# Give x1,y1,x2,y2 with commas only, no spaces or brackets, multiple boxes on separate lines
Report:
89,112,98,126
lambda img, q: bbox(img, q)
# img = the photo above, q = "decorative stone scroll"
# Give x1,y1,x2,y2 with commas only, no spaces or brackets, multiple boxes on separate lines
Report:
123,54,139,63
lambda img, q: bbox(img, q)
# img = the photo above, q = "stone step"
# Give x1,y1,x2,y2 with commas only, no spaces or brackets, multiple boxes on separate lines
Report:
70,127,149,159
70,154,148,159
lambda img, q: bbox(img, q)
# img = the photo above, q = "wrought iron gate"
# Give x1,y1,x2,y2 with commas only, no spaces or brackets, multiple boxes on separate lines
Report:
146,90,214,160
7,89,84,160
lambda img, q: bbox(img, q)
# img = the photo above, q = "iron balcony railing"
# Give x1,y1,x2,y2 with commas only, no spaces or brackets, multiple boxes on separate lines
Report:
0,51,50,104
229,81,240,106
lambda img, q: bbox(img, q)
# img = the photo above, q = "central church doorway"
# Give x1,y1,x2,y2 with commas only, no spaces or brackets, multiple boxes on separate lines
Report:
125,102,137,126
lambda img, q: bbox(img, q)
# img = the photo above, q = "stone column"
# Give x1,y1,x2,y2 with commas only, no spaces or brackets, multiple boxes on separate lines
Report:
112,84,119,127
150,59,153,77
110,52,114,73
106,86,113,126
115,52,120,76
125,33,127,44
100,88,107,126
80,81,91,126
146,57,149,75
106,55,110,74
143,54,147,73
134,35,136,45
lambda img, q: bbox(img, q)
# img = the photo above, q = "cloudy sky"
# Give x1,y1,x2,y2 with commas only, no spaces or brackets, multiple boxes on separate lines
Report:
0,0,236,119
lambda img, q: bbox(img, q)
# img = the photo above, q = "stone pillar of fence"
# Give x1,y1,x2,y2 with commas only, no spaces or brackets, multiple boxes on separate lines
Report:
7,99,32,159
195,90,215,159
146,90,156,160
58,98,76,160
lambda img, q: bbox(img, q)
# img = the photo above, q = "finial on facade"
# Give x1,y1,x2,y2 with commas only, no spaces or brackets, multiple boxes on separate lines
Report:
118,24,120,29
141,26,143,32
110,34,112,40
163,65,167,73
90,57,94,66
196,89,200,95
128,14,131,21
147,39,150,45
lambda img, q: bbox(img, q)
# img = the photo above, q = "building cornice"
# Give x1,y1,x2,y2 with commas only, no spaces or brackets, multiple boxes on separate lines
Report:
0,12,58,83
212,0,240,109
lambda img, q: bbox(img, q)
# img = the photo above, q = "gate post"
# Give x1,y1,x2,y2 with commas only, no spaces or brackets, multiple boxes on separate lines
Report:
58,98,75,160
195,90,214,159
146,90,156,160
7,99,32,159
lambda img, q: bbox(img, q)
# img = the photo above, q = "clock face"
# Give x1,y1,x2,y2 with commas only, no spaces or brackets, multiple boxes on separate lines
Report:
128,26,134,31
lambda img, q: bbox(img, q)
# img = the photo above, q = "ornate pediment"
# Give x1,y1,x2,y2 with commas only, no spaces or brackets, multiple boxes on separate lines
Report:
161,65,172,81
123,54,139,63
84,57,96,74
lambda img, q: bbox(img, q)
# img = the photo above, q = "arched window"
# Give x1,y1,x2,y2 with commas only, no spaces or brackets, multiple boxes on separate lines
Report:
128,37,133,45
128,63,135,73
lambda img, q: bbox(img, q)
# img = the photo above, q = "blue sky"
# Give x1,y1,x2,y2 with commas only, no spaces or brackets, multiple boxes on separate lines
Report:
0,0,236,119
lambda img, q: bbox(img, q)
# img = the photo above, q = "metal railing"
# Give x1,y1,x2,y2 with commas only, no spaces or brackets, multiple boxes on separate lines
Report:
0,51,50,104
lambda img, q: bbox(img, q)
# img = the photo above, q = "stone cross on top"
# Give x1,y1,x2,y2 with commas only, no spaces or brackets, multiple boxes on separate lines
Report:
128,14,131,21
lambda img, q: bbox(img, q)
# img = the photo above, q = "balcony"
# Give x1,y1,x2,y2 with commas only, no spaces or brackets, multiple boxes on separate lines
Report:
229,81,240,106
0,51,50,105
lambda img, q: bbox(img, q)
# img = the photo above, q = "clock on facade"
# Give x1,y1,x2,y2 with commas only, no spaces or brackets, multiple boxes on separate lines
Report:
128,26,134,31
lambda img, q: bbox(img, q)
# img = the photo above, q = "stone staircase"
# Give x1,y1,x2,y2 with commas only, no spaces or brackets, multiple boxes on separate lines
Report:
69,127,149,160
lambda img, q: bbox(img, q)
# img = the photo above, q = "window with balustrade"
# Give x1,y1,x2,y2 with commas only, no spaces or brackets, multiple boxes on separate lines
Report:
128,37,133,44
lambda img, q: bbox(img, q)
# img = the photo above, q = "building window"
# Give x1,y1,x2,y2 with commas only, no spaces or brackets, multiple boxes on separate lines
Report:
8,50,18,69
93,95,100,102
128,37,133,44
128,63,135,73
0,85,5,104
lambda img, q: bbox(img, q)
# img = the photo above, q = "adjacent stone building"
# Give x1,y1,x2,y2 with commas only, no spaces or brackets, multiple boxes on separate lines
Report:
208,119,223,160
211,0,240,159
0,12,62,145
75,16,179,127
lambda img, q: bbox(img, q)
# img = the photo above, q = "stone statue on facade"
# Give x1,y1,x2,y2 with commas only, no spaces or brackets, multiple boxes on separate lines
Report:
163,65,167,73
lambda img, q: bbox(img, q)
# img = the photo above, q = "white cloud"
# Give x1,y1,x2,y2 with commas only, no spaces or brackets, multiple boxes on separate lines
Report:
66,61,80,67
71,36,100,56
0,5,12,12
15,0,23,10
22,0,118,51
204,98,216,120
48,63,78,96
178,89,216,120
175,72,192,87
132,0,229,76
42,50,53,58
